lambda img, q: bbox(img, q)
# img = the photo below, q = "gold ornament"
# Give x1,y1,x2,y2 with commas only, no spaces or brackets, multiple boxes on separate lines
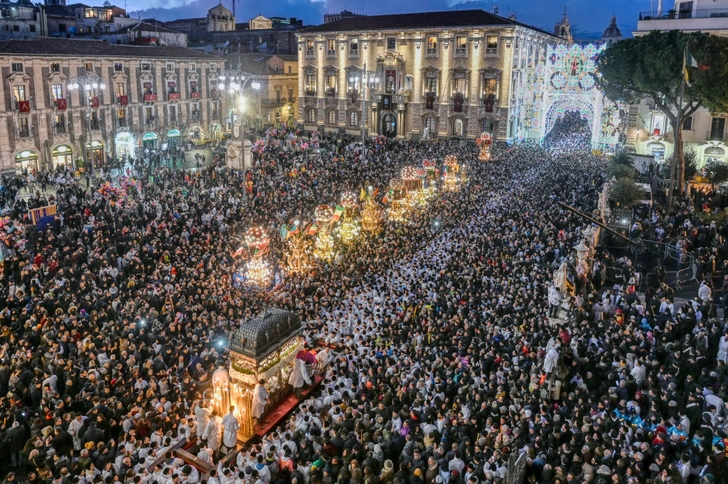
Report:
284,234,313,275
361,197,382,234
314,226,335,261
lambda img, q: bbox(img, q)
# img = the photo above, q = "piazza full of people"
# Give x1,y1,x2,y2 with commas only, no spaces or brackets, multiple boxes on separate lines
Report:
0,122,726,484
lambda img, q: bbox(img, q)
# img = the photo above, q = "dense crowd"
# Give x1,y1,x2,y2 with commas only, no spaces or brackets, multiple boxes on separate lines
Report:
0,131,726,484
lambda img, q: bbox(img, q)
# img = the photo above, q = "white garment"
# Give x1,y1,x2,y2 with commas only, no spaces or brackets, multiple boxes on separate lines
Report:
544,348,559,374
203,416,223,451
718,335,728,364
288,358,311,389
195,405,212,437
222,412,239,449
252,383,268,419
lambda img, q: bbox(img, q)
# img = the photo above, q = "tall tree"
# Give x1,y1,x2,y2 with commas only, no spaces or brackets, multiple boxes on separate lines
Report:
596,31,728,200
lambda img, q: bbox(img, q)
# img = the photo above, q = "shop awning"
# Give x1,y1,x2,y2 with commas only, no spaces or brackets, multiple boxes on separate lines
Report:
168,129,181,137
143,132,158,141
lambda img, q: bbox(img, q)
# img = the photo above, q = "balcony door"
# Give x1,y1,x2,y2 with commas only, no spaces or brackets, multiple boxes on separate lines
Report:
710,118,726,142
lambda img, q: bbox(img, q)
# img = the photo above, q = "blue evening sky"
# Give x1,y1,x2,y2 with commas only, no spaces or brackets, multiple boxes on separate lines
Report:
126,0,645,40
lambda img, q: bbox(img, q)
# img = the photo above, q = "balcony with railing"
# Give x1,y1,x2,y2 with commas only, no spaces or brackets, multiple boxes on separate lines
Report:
637,8,728,33
18,128,31,138
12,98,32,112
90,119,101,130
261,97,288,108
54,122,66,134
144,92,157,102
168,90,180,101
145,116,156,127
190,90,201,99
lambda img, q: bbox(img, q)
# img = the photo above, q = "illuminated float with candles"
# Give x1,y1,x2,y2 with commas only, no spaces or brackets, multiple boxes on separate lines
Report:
443,155,461,192
387,178,407,222
223,308,304,441
477,132,493,161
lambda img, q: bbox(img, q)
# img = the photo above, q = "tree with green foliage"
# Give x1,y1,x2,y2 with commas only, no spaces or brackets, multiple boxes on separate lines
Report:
596,31,728,200
610,177,645,208
608,151,636,179
705,160,728,188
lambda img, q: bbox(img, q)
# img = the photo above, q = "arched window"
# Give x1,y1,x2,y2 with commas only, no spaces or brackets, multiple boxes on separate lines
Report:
482,120,494,133
328,110,337,125
307,108,316,123
349,111,359,127
452,119,464,136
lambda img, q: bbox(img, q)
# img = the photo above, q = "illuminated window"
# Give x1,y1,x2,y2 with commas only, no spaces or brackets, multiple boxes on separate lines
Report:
455,36,467,56
426,36,438,56
349,38,359,57
486,35,498,55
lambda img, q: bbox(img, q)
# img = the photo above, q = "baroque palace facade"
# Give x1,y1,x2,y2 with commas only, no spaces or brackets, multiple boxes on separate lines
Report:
296,10,565,141
0,38,222,174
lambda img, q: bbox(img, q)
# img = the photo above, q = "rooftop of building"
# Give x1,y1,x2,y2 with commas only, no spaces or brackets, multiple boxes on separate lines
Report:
602,15,622,38
0,38,218,58
303,9,559,38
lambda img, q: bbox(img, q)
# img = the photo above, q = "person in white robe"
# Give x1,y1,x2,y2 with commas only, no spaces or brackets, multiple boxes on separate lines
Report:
203,410,223,454
289,358,312,398
252,379,269,420
222,406,239,453
194,400,212,438
718,333,728,364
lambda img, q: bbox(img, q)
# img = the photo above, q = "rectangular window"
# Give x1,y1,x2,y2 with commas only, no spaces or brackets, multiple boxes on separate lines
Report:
349,111,358,127
114,63,123,72
305,74,316,94
710,118,726,141
18,118,29,137
166,63,174,71
326,74,337,90
288,88,293,100
51,63,60,72
348,72,361,93
84,62,93,71
387,37,396,50
29,25,36,32
84,8,95,18
51,83,63,101
13,25,19,32
678,1,693,18
13,85,27,101
141,63,151,71
54,113,65,132
306,39,315,56
11,63,23,73
276,90,282,103
482,78,497,99
486,35,498,55
453,78,467,97
425,77,437,95
327,39,336,57
455,36,467,56
349,38,359,57
426,36,438,56
115,82,125,97
682,116,693,131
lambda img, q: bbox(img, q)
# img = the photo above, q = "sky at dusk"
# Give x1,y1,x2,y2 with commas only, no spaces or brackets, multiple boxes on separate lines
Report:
125,0,646,40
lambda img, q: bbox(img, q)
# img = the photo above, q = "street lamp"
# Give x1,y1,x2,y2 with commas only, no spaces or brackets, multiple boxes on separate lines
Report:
68,73,106,174
217,70,260,205
349,63,379,141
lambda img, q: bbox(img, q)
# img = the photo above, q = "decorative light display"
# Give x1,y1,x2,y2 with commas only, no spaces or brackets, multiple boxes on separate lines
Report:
336,218,360,244
477,132,493,161
361,188,382,234
422,159,437,182
340,191,358,210
388,178,407,222
313,205,335,261
284,232,313,275
443,155,461,192
244,226,271,286
401,166,421,192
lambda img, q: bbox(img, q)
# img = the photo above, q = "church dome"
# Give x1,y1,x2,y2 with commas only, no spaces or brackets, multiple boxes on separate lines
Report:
602,16,622,39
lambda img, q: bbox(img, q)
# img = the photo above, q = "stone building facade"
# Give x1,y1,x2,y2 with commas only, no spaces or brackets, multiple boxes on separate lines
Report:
296,9,563,141
0,38,222,173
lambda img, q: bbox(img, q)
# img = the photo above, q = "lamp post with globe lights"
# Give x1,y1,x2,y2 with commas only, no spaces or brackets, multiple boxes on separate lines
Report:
67,73,106,173
349,64,379,141
217,70,260,205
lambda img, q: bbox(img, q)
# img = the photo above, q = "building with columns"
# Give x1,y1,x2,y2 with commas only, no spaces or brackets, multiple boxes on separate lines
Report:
296,9,564,141
0,38,222,174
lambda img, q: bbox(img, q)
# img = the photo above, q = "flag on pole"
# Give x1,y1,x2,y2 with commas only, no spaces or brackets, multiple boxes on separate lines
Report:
307,223,319,236
331,205,345,222
289,223,300,236
684,46,709,86
360,188,367,201
382,188,393,204
280,224,289,241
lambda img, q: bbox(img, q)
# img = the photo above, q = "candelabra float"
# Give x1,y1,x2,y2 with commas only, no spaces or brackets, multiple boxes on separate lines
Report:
422,159,437,183
360,186,382,234
387,178,408,222
410,167,431,207
283,225,314,275
477,132,493,161
313,204,335,261
244,226,271,287
443,154,461,192
336,191,360,244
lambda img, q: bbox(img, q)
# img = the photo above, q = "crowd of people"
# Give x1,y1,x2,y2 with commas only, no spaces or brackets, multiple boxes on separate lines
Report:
0,128,726,484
